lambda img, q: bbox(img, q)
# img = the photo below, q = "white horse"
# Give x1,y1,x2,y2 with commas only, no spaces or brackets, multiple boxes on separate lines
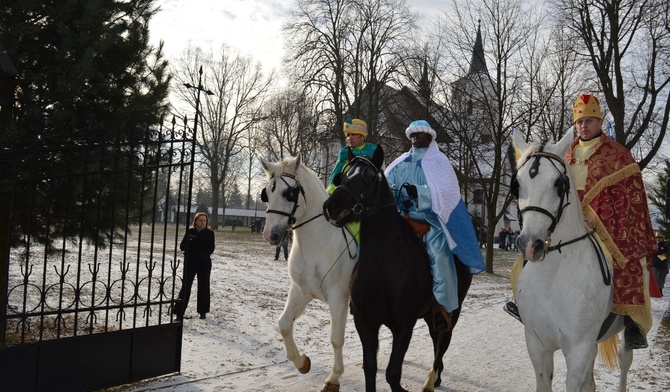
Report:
512,130,632,392
260,155,357,392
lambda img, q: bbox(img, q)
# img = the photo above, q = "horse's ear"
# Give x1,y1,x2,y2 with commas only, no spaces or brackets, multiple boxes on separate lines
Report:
371,144,384,170
286,155,300,174
556,127,575,156
261,158,273,176
512,131,528,164
347,147,355,163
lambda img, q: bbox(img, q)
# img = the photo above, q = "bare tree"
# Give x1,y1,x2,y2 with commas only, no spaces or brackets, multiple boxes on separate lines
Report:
556,0,670,169
257,88,322,166
173,44,273,229
284,0,416,146
240,128,264,210
533,22,594,141
433,0,546,272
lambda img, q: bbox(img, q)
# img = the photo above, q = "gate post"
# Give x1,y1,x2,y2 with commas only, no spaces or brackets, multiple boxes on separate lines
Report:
0,193,8,346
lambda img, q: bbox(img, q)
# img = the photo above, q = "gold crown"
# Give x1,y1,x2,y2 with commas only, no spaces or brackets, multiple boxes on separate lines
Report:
573,94,603,123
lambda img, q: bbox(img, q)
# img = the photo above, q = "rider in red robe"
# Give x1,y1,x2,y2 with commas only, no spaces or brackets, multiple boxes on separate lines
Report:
505,94,657,350
565,94,657,349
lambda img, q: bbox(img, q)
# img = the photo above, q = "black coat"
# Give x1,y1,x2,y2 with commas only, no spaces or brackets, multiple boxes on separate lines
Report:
180,227,215,264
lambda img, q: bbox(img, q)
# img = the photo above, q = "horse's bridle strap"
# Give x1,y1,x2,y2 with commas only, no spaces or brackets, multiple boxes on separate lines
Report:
292,213,323,230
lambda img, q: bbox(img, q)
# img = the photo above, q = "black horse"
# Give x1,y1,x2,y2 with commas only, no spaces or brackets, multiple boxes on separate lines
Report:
323,146,473,392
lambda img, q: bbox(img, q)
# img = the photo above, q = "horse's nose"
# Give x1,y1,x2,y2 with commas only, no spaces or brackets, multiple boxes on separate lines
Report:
531,239,546,261
323,200,336,221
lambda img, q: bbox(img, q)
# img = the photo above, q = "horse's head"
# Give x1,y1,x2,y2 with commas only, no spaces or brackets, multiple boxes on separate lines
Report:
323,145,385,227
260,155,306,245
512,129,575,261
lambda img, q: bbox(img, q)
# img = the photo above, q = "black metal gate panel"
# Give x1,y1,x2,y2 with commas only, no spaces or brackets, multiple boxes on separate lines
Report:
0,117,195,391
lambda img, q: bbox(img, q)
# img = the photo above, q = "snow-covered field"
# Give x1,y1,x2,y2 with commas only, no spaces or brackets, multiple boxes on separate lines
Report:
98,227,669,392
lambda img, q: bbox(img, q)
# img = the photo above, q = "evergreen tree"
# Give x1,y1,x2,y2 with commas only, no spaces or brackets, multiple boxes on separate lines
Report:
0,0,171,247
227,184,244,208
650,160,670,240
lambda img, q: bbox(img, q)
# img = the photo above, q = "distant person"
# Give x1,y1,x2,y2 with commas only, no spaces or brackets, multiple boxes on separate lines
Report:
274,231,292,261
232,219,237,231
653,239,668,295
499,228,507,250
174,212,215,321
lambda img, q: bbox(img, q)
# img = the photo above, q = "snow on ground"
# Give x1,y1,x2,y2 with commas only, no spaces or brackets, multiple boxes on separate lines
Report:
109,228,670,392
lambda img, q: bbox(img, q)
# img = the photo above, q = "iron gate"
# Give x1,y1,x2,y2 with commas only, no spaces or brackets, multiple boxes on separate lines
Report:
0,116,195,391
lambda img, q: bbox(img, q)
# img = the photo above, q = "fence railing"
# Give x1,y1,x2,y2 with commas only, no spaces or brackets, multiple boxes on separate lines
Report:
1,116,195,346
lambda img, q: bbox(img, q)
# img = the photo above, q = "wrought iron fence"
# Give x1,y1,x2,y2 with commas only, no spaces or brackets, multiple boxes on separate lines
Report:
1,115,195,346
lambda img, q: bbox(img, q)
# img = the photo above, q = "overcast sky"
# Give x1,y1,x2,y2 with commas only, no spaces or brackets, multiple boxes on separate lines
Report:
149,0,441,74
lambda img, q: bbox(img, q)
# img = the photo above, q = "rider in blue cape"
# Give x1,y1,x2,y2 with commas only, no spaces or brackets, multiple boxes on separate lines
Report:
385,120,485,316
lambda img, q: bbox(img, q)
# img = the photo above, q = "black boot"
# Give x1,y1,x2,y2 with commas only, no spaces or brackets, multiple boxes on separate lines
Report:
624,317,648,349
503,301,522,323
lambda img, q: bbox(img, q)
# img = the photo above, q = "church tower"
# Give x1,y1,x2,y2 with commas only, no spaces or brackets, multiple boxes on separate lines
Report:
450,20,494,143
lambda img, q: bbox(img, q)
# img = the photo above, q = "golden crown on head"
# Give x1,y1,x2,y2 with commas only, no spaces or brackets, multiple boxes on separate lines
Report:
573,94,603,123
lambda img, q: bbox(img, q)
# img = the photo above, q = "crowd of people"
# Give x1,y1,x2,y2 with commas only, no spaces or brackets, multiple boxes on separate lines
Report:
498,227,519,251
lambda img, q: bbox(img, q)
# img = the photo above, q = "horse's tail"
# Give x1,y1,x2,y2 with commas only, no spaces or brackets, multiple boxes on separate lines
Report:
597,334,620,370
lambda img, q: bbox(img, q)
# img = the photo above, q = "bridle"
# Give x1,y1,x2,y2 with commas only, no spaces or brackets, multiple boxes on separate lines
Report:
513,144,611,285
514,144,571,249
330,156,386,217
261,172,320,229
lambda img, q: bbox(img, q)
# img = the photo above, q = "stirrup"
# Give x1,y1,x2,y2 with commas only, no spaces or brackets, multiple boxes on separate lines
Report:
624,322,648,350
503,301,522,323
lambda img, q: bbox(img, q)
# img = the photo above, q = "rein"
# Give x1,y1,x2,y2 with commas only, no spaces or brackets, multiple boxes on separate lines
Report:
334,156,398,216
546,230,593,253
292,213,323,230
546,229,611,286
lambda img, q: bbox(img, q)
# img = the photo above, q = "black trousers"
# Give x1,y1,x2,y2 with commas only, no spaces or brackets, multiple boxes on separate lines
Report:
175,258,211,316
275,243,288,259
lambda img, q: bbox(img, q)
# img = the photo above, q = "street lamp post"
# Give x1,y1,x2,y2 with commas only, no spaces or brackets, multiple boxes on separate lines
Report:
184,65,214,225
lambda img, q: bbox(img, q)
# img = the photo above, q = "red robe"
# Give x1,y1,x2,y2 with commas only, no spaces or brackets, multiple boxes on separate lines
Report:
566,132,658,316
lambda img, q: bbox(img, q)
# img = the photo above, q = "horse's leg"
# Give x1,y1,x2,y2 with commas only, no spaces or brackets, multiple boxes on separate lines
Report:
278,283,312,374
423,261,470,391
421,313,455,391
386,323,415,392
322,293,349,391
525,330,555,392
618,343,633,392
422,329,451,391
421,316,440,392
564,343,598,392
354,316,380,392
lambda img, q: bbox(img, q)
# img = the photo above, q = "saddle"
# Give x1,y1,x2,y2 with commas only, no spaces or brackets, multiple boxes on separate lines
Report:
404,211,430,244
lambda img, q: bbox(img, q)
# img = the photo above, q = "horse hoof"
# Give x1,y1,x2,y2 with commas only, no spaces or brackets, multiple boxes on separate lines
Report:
320,382,340,392
298,356,311,374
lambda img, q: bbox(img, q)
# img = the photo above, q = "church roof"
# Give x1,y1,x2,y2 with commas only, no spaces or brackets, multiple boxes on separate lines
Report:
468,21,487,75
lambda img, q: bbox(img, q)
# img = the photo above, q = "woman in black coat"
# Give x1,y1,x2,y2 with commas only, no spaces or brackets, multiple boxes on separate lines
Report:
174,212,215,320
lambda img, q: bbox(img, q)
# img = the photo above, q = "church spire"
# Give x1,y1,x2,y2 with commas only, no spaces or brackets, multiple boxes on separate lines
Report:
468,20,487,75
418,58,431,103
